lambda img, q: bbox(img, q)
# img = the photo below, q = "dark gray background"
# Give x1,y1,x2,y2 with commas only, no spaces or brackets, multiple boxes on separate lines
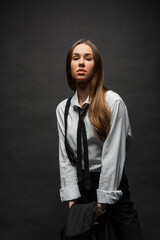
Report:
0,0,160,239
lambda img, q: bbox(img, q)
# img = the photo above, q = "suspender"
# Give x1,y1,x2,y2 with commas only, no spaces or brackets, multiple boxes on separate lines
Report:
64,97,92,196
64,97,77,164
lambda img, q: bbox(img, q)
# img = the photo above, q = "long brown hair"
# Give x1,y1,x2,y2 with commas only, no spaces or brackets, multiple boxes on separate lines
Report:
66,39,110,140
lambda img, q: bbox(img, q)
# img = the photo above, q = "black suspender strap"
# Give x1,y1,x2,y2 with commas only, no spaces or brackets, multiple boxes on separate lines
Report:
64,97,77,164
64,97,92,194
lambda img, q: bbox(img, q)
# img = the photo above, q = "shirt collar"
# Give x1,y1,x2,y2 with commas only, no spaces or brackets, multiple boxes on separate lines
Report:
71,90,90,108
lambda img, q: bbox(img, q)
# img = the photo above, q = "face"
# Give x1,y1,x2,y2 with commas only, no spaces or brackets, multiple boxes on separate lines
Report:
70,43,95,86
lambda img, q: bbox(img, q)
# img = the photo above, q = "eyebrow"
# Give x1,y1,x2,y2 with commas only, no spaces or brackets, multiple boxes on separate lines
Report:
72,53,93,57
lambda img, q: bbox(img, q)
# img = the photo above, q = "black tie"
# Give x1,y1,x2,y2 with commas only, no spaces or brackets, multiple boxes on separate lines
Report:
77,105,91,190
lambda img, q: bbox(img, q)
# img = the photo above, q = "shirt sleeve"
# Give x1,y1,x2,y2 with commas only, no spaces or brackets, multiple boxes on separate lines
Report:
56,104,81,202
97,99,131,204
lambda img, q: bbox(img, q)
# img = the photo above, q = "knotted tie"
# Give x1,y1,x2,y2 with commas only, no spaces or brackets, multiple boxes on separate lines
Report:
77,105,91,190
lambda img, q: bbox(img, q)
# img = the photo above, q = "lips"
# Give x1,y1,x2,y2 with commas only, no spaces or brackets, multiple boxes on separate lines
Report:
77,68,86,72
76,68,87,76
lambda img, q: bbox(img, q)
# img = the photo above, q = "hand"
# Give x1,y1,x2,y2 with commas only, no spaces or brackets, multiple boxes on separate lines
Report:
93,210,100,225
93,203,107,225
68,200,77,208
97,203,107,210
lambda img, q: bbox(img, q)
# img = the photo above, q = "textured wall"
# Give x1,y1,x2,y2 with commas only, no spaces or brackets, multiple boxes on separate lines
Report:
0,0,159,239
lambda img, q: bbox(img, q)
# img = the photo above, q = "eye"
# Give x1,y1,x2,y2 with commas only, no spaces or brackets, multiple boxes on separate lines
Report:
72,56,79,61
86,57,92,61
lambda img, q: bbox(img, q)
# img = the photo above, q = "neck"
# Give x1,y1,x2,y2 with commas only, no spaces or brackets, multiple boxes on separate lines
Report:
76,85,89,106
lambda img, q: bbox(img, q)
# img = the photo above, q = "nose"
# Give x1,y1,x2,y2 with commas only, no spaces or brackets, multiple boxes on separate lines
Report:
79,57,85,66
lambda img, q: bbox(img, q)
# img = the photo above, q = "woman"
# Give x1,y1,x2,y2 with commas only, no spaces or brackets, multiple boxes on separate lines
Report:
56,39,143,239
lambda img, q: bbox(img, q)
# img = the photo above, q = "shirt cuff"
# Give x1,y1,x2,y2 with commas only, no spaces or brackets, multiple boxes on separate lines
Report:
97,189,123,204
60,185,81,202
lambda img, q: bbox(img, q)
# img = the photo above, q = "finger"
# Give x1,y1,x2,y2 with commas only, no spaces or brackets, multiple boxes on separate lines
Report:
93,221,99,225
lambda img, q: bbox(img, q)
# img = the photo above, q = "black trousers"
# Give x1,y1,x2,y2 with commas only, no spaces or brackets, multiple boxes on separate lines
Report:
78,171,144,240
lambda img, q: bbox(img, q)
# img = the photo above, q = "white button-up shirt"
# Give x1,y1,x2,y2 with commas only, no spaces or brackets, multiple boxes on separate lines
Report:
56,90,132,204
